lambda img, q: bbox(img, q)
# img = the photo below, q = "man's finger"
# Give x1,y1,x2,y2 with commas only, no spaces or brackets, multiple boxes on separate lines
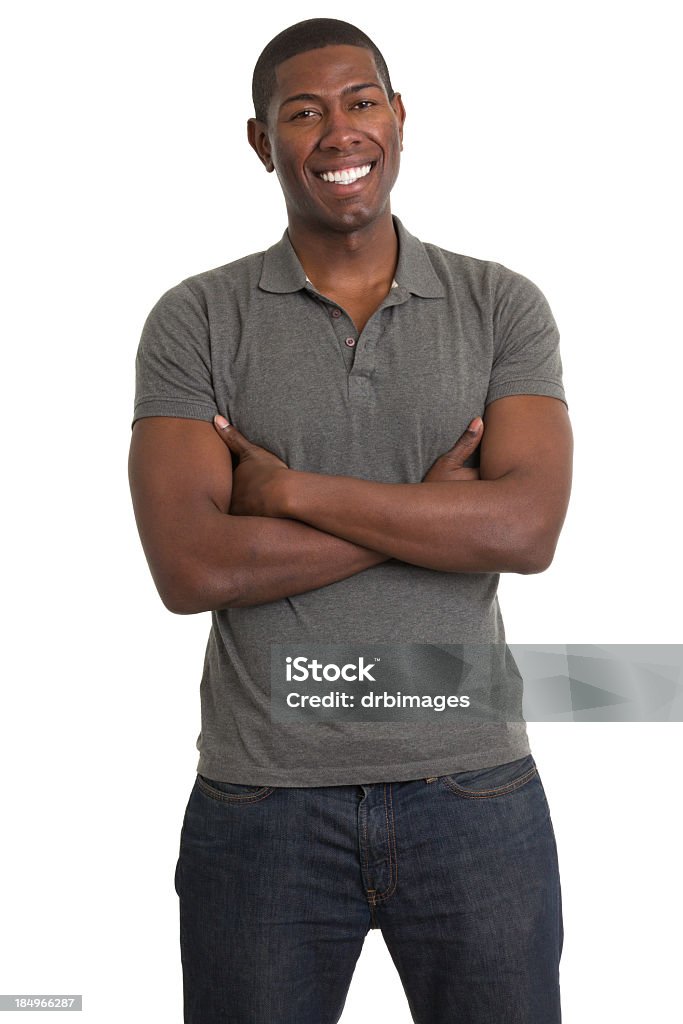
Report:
452,417,483,451
213,415,252,456
437,417,484,465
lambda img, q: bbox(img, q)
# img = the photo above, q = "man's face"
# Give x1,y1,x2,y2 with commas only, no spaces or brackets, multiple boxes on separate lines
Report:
249,44,406,235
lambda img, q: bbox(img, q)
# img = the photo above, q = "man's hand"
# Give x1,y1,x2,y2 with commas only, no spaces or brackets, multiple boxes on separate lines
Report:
213,415,291,517
213,414,485,516
422,417,483,483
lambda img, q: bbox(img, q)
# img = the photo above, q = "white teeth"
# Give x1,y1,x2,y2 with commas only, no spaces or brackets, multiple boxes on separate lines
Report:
318,163,372,184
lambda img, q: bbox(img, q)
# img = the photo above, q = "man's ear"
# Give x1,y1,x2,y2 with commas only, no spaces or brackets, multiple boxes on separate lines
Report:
391,92,406,151
247,118,274,172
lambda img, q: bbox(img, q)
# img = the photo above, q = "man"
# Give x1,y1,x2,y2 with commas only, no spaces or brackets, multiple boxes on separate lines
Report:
129,17,572,1024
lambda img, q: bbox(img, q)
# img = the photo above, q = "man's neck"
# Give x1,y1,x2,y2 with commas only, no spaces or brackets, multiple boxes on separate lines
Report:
286,210,399,295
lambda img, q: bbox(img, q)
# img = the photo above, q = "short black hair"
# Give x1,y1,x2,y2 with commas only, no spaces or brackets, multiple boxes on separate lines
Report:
252,18,395,124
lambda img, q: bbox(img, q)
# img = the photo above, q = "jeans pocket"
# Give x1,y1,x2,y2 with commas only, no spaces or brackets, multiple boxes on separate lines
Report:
196,773,276,803
441,754,538,799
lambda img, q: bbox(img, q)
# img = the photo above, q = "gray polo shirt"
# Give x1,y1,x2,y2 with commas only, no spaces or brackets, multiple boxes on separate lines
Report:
132,216,567,786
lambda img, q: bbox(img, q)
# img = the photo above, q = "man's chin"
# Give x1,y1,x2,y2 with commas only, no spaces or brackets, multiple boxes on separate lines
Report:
300,198,391,235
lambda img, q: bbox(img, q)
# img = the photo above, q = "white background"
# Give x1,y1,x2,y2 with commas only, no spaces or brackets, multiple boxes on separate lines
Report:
2,1,681,1021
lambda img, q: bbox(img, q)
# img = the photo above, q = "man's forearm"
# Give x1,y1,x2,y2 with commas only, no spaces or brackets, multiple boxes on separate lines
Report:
279,471,549,574
171,511,389,613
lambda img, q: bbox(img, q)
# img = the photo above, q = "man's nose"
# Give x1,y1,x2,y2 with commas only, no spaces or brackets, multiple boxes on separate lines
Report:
318,110,363,151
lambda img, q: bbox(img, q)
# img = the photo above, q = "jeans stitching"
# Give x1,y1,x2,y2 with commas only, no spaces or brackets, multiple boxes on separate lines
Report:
196,775,276,804
375,782,398,903
361,791,371,883
441,765,538,799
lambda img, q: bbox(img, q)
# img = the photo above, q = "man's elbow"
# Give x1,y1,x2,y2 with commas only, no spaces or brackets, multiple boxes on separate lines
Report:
516,549,554,576
156,562,242,615
160,587,204,616
516,524,561,575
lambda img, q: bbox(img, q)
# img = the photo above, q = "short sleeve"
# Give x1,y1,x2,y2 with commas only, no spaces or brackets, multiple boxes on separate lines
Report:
486,266,568,410
132,281,219,429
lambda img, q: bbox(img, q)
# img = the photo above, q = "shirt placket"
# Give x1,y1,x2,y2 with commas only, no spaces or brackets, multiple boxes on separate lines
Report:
304,284,410,398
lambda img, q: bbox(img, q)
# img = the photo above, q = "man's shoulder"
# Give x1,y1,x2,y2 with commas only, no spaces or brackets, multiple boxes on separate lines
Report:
142,249,267,325
178,248,267,302
415,230,549,304
419,234,510,285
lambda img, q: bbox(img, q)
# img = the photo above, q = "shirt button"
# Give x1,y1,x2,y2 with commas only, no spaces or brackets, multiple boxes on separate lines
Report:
331,308,342,318
345,337,356,347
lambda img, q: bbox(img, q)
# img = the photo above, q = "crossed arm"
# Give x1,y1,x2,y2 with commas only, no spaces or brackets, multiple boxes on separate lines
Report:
128,394,573,614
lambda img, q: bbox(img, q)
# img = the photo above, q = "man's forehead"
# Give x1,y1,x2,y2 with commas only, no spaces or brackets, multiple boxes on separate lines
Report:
273,44,383,98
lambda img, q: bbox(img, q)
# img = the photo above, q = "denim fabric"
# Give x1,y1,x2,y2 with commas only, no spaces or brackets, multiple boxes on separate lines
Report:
174,754,563,1023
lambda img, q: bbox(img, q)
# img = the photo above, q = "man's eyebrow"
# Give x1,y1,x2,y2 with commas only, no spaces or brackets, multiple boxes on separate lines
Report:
279,83,383,109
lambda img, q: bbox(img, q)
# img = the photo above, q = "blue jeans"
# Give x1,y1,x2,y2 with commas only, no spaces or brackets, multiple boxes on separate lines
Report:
174,754,563,1023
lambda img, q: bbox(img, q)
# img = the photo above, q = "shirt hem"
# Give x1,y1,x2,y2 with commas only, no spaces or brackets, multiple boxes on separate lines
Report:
195,739,533,787
131,399,218,429
485,380,567,408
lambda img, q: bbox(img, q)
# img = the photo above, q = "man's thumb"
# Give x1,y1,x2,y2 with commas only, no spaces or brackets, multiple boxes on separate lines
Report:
213,415,250,456
442,417,484,464
455,417,483,447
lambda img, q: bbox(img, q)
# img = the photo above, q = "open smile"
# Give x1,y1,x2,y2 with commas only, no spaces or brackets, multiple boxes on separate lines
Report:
315,161,377,185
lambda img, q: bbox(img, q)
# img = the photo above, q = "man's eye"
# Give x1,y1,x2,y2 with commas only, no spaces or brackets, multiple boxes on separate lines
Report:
354,100,376,110
292,109,318,120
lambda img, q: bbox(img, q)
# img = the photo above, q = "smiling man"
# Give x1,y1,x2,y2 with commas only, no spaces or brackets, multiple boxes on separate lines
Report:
129,18,572,1024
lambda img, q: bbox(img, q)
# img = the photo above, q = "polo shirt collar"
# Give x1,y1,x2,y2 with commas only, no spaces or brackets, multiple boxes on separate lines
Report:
258,215,445,298
392,216,445,298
